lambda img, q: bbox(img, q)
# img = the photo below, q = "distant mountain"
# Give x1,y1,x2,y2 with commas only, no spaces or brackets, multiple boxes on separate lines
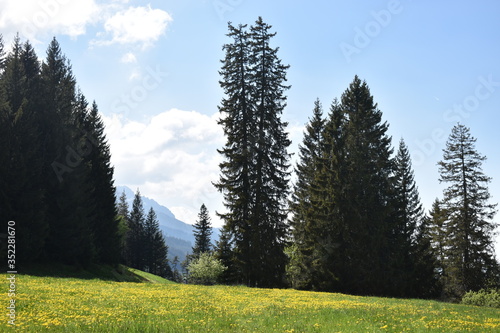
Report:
116,186,219,262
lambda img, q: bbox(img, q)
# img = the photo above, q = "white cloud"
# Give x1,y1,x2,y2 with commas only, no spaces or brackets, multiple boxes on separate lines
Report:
102,109,225,226
121,52,137,64
0,0,100,42
0,1,172,51
94,5,172,48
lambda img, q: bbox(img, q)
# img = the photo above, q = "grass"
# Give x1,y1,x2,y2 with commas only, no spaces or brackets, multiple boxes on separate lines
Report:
2,266,500,332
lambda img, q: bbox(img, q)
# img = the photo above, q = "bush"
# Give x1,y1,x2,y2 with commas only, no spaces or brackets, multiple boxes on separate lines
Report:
461,289,500,308
187,252,227,285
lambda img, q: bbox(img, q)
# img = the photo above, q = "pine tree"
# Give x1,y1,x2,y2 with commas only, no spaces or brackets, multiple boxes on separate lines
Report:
411,215,442,298
117,190,129,218
126,189,146,270
83,101,120,263
305,98,347,291
438,124,498,298
171,256,183,282
40,37,94,264
1,37,48,262
428,199,447,283
144,207,171,277
336,76,394,295
290,77,396,296
215,21,254,285
215,18,291,287
390,138,425,296
214,224,235,284
289,98,330,289
290,99,325,247
116,190,130,262
192,204,213,257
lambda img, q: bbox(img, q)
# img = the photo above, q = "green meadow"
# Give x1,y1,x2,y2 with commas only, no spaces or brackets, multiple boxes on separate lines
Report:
2,266,500,332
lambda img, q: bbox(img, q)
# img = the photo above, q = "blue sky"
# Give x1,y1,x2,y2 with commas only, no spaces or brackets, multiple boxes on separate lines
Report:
1,1,499,245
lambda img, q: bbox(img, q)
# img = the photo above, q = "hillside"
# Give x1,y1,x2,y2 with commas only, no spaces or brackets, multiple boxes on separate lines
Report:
5,268,500,332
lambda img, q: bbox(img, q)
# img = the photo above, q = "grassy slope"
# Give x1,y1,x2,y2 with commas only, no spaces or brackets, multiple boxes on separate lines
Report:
2,265,500,332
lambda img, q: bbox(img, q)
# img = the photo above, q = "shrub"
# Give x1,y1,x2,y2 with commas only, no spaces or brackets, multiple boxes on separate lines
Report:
461,289,500,308
187,252,227,285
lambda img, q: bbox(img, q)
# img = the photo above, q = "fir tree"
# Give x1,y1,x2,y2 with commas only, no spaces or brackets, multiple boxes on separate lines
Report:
438,124,498,298
215,17,291,287
144,207,171,277
126,189,146,270
428,199,447,282
83,101,120,263
304,98,347,291
116,190,130,262
1,37,47,262
117,190,129,218
390,138,425,296
411,215,442,298
215,21,254,285
214,224,235,284
40,37,93,264
289,98,331,290
322,76,394,295
192,204,213,257
290,99,325,247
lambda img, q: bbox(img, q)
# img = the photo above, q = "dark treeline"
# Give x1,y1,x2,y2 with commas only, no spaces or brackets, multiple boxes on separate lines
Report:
0,35,121,265
214,17,499,300
0,34,173,276
284,81,498,300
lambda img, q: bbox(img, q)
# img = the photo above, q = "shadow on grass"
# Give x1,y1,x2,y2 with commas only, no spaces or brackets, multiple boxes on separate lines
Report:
18,263,149,283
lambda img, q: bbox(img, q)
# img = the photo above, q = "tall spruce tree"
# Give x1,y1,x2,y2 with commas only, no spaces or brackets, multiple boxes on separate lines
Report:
289,99,331,290
192,204,213,257
290,78,397,296
117,190,129,218
83,101,120,263
214,224,236,284
391,138,426,297
1,37,47,262
290,99,325,246
215,17,291,287
117,190,130,262
428,198,448,280
126,189,146,270
321,76,394,295
412,215,442,298
215,21,253,285
144,207,171,277
40,37,95,264
305,98,347,292
437,124,498,298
